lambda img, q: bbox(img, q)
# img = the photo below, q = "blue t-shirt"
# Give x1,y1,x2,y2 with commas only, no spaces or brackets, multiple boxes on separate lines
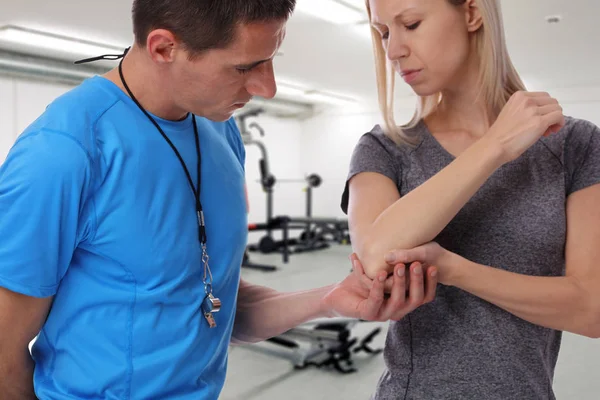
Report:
0,76,248,399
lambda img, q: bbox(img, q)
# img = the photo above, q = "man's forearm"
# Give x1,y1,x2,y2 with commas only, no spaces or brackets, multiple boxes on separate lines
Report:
0,349,37,399
231,282,334,344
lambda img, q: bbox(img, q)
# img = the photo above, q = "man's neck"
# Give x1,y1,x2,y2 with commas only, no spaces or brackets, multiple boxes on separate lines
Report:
102,47,187,121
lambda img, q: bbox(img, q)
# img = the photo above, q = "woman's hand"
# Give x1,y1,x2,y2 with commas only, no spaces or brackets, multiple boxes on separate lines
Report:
487,91,565,163
384,242,464,286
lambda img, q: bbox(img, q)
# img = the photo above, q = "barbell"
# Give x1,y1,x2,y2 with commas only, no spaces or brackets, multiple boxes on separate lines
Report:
257,173,322,189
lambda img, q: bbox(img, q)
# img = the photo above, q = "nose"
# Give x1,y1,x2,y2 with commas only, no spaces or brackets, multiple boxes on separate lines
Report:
245,61,277,99
385,31,410,62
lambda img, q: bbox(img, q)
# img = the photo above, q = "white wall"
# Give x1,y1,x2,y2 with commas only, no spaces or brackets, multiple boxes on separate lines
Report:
0,76,72,166
299,101,417,219
300,108,382,218
14,79,72,134
242,115,306,244
0,77,16,163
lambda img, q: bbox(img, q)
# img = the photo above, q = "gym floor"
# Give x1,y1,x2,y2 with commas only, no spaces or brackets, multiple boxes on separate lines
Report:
222,244,600,400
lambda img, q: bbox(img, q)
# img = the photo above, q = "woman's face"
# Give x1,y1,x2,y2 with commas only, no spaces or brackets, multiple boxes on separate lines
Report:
369,0,481,96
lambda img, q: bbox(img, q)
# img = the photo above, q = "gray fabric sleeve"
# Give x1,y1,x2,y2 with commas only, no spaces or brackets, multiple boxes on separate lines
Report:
565,119,600,195
340,131,401,214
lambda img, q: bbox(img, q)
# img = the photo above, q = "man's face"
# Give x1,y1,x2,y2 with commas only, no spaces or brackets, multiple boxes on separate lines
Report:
170,19,287,122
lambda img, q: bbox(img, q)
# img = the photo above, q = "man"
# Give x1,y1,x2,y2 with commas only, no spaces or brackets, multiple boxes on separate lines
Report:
0,1,436,398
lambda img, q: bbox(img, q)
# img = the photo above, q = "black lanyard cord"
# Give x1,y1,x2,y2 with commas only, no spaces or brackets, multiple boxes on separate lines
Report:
117,59,207,245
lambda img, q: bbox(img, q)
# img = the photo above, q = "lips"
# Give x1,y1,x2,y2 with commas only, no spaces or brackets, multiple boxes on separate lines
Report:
400,69,422,84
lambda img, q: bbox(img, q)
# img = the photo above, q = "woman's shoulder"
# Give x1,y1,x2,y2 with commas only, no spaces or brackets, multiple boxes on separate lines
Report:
541,115,600,155
361,121,428,152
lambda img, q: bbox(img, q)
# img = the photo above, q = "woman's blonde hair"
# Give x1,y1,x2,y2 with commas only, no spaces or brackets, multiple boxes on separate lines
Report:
366,0,526,145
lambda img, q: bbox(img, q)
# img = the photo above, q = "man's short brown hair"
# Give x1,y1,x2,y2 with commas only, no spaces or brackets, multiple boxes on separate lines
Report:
132,0,296,55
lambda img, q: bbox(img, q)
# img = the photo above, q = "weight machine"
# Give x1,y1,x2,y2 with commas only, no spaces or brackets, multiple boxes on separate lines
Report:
236,108,350,264
241,318,383,374
237,108,278,272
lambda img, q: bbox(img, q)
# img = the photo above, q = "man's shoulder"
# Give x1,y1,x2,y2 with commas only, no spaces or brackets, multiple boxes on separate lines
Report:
18,76,123,155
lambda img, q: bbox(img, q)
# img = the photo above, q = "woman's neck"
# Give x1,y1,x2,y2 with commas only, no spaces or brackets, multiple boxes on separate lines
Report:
426,55,493,137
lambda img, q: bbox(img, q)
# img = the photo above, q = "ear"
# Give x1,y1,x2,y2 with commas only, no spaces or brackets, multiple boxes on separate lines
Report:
145,29,180,63
464,0,483,33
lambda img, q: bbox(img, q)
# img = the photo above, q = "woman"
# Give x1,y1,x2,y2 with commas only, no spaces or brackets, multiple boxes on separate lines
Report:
342,0,600,399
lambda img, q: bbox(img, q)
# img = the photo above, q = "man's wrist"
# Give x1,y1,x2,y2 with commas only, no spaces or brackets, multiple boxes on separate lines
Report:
318,285,338,318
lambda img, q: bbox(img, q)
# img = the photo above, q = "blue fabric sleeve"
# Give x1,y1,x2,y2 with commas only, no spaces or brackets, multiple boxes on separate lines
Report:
227,118,246,170
0,130,93,298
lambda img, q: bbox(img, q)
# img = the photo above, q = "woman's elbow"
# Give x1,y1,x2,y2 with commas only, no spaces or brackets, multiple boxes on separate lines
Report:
356,240,393,280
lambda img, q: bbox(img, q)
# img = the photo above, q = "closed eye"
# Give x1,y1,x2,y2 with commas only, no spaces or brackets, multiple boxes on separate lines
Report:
406,21,421,30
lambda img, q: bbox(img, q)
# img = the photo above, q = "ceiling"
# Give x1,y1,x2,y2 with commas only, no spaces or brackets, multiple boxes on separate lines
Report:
1,0,599,110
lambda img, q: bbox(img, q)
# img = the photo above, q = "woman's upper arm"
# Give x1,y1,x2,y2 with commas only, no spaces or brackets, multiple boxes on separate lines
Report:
565,184,600,282
347,172,401,276
564,183,600,332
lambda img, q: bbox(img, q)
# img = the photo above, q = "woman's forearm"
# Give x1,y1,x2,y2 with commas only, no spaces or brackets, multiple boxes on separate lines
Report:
449,258,600,338
361,136,505,277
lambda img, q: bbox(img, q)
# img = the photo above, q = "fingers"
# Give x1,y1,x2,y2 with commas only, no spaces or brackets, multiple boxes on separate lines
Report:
537,103,561,116
525,91,554,97
350,253,364,275
406,262,425,308
390,262,424,321
516,91,561,115
361,272,387,320
378,264,407,321
541,110,565,136
383,272,396,293
422,266,438,304
530,93,558,107
385,246,426,266
350,254,377,289
520,92,563,137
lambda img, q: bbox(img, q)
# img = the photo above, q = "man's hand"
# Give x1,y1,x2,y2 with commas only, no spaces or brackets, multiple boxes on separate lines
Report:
322,253,438,322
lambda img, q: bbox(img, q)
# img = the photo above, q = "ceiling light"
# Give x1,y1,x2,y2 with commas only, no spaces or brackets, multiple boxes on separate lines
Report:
275,81,309,97
337,0,367,10
0,56,95,79
304,90,357,105
0,25,125,58
274,78,359,105
295,0,365,24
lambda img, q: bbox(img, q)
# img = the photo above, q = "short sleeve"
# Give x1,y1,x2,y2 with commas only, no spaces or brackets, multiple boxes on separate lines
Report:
227,118,246,170
0,130,92,298
564,119,600,195
340,130,401,214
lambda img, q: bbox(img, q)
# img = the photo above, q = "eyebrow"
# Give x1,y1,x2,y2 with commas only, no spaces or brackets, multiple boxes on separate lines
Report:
235,59,270,70
371,6,418,27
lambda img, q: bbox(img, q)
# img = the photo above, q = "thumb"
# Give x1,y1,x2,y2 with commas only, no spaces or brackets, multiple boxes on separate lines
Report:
384,249,410,265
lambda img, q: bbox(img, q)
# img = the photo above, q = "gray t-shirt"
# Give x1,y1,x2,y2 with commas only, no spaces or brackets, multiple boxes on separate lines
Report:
341,116,600,400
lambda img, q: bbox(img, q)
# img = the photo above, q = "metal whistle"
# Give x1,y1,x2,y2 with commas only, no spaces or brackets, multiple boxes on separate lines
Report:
202,293,222,314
